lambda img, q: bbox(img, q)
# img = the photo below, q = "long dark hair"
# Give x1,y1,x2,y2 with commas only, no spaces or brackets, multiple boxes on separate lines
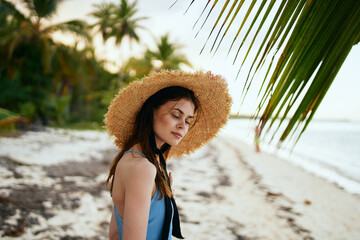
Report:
106,86,201,199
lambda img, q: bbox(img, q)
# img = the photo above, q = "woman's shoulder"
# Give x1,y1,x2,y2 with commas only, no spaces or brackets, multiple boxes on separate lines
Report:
118,153,157,196
117,151,157,181
130,156,157,179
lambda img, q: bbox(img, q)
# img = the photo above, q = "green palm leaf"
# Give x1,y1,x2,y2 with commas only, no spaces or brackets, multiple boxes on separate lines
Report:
42,20,91,42
192,0,211,30
181,0,360,147
210,0,240,53
216,0,246,56
195,0,219,38
88,2,116,41
22,0,64,19
200,0,230,54
147,34,192,70
0,0,27,22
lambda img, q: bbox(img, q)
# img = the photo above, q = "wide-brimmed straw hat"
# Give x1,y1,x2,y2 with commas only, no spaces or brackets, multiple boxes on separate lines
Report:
105,70,232,158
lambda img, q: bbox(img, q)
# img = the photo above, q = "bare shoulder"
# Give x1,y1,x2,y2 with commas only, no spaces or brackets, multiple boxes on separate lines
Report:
112,152,156,214
131,156,157,180
117,153,157,182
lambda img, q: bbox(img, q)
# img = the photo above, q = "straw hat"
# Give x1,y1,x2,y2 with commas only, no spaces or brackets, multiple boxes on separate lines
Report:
105,70,232,158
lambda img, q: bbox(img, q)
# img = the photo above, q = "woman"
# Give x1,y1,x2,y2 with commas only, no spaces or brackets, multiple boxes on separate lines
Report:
105,70,231,240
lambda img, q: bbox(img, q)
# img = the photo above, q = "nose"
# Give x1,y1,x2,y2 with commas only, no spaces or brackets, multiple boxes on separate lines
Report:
177,119,186,129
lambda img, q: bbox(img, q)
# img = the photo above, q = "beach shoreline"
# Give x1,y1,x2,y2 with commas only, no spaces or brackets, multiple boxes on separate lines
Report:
213,136,360,239
0,129,359,239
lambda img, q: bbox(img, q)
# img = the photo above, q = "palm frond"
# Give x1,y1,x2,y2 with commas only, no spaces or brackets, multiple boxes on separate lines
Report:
42,20,91,42
146,34,192,70
192,0,211,30
22,0,64,19
195,0,219,38
0,0,27,23
89,0,147,46
216,0,246,56
210,0,241,53
199,0,230,54
181,0,360,146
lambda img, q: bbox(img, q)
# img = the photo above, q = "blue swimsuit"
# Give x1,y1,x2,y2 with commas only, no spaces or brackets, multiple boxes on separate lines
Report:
114,150,173,240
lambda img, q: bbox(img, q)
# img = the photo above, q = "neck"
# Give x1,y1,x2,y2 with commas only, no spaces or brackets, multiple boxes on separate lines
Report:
130,143,143,152
150,131,170,155
154,135,164,150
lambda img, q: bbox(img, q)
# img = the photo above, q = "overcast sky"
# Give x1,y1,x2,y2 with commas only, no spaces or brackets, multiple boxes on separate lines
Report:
28,0,360,121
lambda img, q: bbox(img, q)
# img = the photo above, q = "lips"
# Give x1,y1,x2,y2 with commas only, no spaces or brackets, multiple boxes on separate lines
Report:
172,132,183,139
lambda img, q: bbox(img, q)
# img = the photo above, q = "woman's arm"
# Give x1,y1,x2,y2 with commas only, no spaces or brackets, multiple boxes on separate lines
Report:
122,160,156,240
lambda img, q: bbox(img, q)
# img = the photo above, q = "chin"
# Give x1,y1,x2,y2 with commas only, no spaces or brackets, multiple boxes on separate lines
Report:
166,139,182,146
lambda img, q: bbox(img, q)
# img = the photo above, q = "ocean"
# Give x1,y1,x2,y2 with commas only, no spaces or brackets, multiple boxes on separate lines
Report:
220,119,360,195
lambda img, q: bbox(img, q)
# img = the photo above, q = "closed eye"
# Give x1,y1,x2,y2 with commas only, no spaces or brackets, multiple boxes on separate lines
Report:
173,114,191,125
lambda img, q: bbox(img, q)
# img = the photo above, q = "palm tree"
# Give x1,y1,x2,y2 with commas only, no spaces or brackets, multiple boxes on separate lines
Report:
121,34,192,83
180,0,360,147
52,43,110,122
145,34,192,70
0,0,90,123
121,55,153,82
89,0,147,46
88,2,116,43
0,0,90,72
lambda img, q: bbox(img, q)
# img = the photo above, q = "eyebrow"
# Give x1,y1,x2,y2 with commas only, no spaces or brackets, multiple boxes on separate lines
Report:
173,108,194,118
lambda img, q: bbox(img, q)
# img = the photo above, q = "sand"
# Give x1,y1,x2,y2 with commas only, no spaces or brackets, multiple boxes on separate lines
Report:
0,129,359,239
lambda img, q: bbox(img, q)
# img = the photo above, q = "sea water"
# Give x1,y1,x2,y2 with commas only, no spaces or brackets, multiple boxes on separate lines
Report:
221,119,360,195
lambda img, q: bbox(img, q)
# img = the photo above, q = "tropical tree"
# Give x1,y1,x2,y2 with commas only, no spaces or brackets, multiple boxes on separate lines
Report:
121,55,153,82
54,44,118,123
0,0,90,71
180,0,360,147
88,2,115,43
89,0,147,45
145,34,192,71
121,34,192,82
88,0,151,117
0,0,90,124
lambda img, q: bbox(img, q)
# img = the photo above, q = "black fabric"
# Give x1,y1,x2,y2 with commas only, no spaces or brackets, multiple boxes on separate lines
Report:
150,133,184,239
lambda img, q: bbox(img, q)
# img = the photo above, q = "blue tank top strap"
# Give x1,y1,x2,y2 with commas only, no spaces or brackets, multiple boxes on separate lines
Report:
123,149,146,157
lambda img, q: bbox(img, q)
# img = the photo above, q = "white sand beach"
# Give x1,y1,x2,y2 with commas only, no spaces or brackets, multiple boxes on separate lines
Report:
0,129,359,239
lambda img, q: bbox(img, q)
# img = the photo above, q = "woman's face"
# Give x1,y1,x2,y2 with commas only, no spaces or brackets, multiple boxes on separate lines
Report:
153,98,195,148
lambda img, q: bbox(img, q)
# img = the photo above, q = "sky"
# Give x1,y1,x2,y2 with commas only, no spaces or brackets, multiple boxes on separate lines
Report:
17,0,360,121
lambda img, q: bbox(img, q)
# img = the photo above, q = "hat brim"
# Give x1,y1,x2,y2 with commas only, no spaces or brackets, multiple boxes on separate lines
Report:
105,70,232,158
